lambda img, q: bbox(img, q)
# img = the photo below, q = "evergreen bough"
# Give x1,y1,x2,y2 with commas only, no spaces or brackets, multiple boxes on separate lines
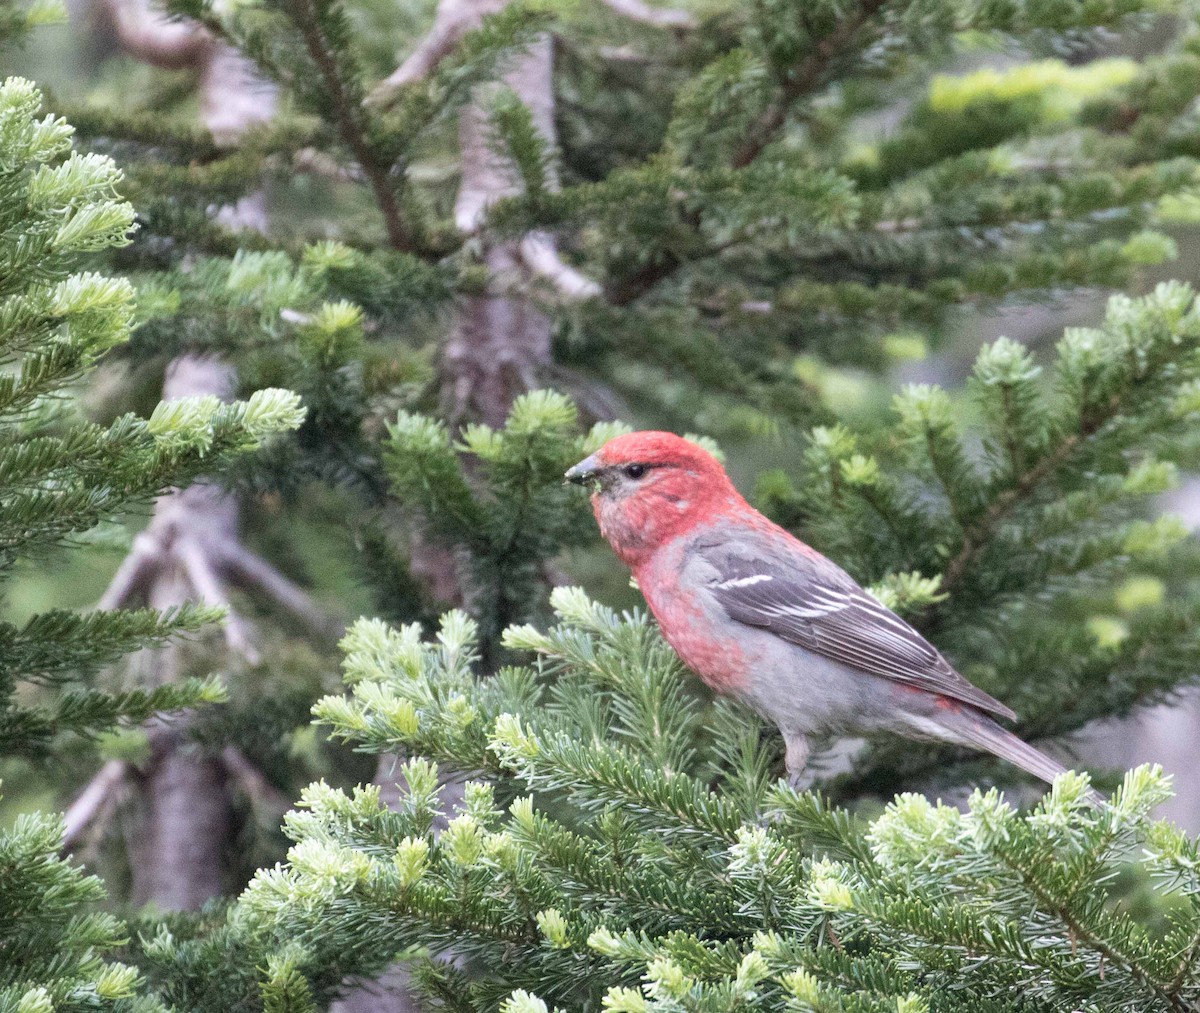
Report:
54,0,1200,436
173,592,1199,1012
141,281,1200,1009
0,76,303,1009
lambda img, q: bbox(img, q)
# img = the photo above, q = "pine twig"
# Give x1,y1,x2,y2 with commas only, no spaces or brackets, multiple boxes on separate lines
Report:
1168,923,1200,996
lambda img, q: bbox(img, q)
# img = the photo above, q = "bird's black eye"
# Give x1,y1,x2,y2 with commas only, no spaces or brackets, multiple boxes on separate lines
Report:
624,463,647,480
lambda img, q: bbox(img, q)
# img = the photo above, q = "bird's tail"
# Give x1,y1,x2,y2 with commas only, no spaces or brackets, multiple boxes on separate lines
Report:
947,712,1103,805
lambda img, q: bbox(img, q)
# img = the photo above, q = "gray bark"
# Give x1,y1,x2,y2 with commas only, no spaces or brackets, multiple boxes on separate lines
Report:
441,33,559,427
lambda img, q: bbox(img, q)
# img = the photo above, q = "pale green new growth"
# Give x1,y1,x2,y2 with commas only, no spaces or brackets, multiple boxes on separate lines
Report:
216,589,1200,1010
0,79,303,1011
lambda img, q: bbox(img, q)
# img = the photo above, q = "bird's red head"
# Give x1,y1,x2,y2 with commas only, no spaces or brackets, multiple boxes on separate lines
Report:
566,431,745,568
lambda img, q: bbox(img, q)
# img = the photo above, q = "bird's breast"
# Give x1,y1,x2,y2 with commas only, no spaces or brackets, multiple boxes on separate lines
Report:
636,543,751,696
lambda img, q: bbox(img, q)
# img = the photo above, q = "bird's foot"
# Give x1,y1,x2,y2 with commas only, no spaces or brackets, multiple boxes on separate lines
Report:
783,733,811,793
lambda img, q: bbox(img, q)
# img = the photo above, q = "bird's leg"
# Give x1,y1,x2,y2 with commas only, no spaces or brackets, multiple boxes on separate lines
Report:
784,733,811,790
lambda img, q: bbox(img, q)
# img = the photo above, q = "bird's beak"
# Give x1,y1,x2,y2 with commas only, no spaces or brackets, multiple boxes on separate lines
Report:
564,453,601,486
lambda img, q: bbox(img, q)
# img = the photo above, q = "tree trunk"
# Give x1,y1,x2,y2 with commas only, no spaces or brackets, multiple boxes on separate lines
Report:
125,358,240,909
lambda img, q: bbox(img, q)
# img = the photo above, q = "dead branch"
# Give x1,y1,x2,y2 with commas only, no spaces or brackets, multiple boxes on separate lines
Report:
200,41,278,146
367,0,510,105
453,31,557,232
94,0,212,69
61,758,128,854
518,230,602,299
95,440,332,662
370,0,693,106
68,0,289,906
220,541,341,637
93,0,275,144
373,0,619,302
289,147,366,184
96,534,161,612
176,532,261,663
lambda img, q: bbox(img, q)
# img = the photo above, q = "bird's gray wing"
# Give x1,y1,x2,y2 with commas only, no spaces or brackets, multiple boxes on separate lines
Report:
696,537,1017,721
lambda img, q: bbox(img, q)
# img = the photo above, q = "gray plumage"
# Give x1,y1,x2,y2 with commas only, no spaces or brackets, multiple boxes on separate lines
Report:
664,525,1080,794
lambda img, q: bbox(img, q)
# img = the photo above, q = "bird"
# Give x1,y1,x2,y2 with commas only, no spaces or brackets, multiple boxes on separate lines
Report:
565,429,1085,794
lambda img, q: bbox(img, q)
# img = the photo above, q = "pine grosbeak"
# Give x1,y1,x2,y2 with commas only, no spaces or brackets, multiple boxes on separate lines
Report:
567,430,1078,791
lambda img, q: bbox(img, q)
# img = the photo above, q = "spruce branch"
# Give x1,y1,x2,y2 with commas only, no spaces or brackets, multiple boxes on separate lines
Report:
928,285,1200,608
936,424,1092,599
731,0,890,168
287,0,415,251
992,835,1187,1012
0,75,312,939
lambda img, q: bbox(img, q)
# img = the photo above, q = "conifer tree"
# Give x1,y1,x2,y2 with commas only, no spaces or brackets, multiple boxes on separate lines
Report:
59,0,1200,438
12,0,1200,1009
0,66,303,1010
38,0,1200,683
53,0,1200,723
135,282,1200,1010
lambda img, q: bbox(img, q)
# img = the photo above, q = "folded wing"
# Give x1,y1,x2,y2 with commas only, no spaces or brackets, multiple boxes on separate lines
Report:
699,539,1017,721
